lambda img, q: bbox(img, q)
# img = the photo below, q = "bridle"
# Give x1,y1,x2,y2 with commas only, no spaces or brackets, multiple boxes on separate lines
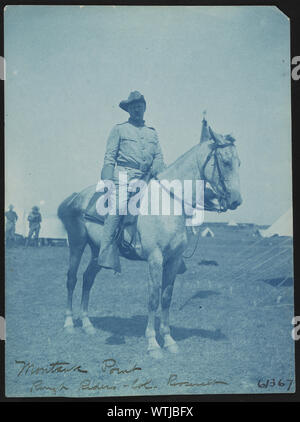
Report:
181,142,234,260
156,141,234,215
199,141,234,213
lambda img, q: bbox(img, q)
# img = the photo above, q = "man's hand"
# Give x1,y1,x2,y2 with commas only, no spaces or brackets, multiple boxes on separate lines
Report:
101,164,114,181
96,180,106,192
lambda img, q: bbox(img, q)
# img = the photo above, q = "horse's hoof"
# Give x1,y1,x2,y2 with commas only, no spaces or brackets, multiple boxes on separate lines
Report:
165,343,179,354
148,348,164,359
83,325,96,335
64,325,75,334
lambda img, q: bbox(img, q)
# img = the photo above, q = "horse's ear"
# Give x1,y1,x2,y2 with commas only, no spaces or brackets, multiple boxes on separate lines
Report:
225,134,236,143
209,127,236,145
209,126,226,145
200,119,211,143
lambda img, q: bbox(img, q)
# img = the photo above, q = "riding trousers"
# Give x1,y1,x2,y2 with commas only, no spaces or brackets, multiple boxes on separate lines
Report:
98,166,148,271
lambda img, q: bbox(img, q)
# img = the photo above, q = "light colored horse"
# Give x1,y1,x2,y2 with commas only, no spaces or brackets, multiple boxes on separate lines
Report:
58,126,242,358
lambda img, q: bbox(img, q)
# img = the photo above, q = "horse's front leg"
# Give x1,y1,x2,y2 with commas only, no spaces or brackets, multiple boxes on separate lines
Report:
146,250,164,359
160,257,181,354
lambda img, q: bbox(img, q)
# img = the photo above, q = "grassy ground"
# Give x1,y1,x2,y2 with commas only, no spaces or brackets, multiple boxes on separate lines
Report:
5,224,295,397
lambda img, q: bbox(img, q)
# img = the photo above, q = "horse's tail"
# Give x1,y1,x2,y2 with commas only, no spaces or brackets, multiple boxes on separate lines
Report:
58,192,89,249
57,192,81,227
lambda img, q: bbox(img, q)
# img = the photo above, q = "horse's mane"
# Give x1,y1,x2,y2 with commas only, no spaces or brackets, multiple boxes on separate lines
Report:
158,143,203,179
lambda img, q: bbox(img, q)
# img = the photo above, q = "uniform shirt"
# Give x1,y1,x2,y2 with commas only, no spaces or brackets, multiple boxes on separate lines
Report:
28,212,42,228
103,119,165,178
5,210,18,224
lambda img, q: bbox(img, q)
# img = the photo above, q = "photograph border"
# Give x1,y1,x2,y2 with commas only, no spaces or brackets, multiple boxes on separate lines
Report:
0,0,299,405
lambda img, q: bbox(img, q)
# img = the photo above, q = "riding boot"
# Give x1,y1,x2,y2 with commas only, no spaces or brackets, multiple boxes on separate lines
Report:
177,258,187,274
98,214,121,273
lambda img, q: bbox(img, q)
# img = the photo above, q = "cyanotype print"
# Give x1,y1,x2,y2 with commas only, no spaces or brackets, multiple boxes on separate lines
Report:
5,6,294,397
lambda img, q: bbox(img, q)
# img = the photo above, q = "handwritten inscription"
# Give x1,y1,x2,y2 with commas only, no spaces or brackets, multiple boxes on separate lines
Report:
101,358,142,375
79,379,117,391
167,373,229,388
30,380,69,394
257,378,294,392
15,358,229,395
15,360,88,377
79,377,157,391
131,378,157,390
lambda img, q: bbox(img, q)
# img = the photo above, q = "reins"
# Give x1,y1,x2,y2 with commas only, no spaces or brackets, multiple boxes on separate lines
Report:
182,227,202,259
199,142,234,212
157,141,234,216
164,141,234,260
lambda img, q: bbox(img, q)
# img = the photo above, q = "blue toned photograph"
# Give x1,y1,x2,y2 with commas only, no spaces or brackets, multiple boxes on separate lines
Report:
4,5,294,397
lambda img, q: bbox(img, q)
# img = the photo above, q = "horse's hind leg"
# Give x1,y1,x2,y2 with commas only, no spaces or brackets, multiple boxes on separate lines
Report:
80,242,101,335
64,242,86,333
146,249,164,359
160,257,181,353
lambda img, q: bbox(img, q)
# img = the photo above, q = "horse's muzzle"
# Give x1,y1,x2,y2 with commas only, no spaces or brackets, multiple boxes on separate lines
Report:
227,193,242,210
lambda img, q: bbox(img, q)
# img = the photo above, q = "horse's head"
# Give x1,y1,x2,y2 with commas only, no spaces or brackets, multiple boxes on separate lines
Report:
200,123,242,212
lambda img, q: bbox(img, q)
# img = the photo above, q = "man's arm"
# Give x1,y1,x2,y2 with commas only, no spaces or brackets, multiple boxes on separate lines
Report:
151,132,166,177
101,125,120,180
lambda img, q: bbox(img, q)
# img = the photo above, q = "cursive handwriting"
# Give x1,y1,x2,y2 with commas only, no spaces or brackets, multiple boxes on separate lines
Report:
167,374,229,387
79,377,157,392
79,379,117,391
16,359,230,395
15,360,88,377
131,378,157,390
101,358,141,375
30,380,69,394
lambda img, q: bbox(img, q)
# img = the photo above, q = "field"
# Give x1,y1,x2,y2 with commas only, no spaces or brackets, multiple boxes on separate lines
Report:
5,224,295,398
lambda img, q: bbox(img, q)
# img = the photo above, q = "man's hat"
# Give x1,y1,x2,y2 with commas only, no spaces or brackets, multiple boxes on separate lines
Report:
119,91,146,112
32,206,39,212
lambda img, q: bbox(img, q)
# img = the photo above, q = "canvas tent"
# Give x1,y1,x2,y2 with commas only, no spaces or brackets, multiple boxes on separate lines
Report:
259,208,293,238
201,227,215,237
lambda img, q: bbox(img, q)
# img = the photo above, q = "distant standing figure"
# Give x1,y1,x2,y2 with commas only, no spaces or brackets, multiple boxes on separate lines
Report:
26,206,42,247
5,204,18,244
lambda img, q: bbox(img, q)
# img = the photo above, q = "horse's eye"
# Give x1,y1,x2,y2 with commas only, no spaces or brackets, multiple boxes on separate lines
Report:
223,160,232,168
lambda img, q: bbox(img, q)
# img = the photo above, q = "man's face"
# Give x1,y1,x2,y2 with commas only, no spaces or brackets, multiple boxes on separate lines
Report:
128,100,146,121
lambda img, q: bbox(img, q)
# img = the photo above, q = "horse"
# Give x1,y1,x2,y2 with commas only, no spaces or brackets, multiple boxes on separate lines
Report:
57,125,242,358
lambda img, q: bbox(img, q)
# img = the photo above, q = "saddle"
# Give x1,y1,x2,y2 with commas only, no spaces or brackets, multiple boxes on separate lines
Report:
83,191,187,274
84,191,143,261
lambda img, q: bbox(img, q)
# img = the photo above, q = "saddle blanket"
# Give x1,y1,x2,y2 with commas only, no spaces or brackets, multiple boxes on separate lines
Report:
84,191,143,261
84,191,187,273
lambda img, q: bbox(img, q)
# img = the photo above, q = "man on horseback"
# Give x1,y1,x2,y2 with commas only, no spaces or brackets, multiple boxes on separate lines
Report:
98,91,166,272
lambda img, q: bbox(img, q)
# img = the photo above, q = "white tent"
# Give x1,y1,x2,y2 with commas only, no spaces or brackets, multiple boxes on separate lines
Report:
259,208,293,238
228,220,238,226
201,227,215,237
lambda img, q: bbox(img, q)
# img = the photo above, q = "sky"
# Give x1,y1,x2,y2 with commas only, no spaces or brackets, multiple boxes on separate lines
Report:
4,5,292,224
